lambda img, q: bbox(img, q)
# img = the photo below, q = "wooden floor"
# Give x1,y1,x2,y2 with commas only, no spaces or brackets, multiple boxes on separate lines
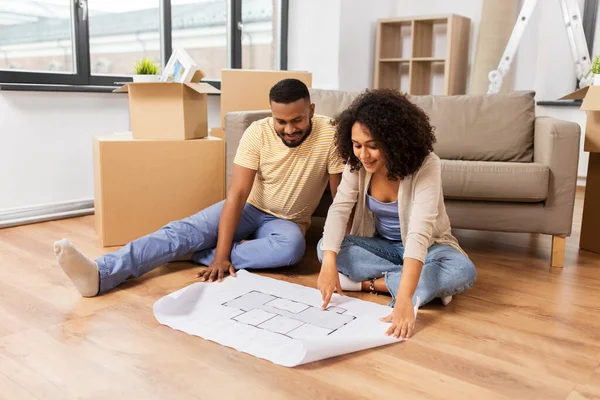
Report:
1,190,599,400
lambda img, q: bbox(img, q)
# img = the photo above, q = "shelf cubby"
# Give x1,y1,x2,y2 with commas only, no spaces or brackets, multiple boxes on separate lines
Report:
374,14,470,95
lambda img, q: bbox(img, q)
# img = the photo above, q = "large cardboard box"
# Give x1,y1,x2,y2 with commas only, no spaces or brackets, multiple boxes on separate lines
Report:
210,127,225,139
220,69,312,128
114,70,220,141
93,133,225,247
561,86,600,253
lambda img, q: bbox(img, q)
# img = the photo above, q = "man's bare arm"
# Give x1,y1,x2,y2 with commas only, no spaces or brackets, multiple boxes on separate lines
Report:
199,164,256,282
329,173,342,200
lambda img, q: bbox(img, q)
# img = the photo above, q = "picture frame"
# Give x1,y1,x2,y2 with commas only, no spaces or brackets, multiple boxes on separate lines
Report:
160,48,197,83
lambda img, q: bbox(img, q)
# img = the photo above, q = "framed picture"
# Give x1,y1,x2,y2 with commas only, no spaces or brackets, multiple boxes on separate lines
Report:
160,48,197,83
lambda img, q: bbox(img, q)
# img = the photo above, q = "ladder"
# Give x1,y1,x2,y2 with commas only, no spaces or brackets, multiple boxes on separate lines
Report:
487,0,592,94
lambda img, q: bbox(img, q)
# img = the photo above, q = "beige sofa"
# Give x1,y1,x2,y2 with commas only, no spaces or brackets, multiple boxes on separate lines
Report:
224,89,581,267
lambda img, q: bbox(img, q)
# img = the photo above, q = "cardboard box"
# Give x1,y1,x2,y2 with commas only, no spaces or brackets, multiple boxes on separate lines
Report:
220,69,312,127
210,127,225,140
93,133,225,247
561,85,600,152
114,70,220,141
560,86,600,254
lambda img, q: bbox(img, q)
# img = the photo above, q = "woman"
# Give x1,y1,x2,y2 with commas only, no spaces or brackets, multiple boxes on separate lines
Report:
317,89,476,339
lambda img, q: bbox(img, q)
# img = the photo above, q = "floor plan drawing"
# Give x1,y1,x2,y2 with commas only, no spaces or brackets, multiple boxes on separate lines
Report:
155,270,411,366
223,290,356,339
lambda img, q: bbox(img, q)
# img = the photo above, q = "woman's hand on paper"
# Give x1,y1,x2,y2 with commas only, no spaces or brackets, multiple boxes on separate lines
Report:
197,259,237,283
317,258,343,310
381,295,415,339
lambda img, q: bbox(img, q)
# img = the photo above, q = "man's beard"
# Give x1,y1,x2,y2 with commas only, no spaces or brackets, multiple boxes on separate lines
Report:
277,121,312,148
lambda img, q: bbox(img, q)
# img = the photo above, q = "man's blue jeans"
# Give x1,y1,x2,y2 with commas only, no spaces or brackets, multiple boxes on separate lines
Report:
317,234,476,307
96,200,306,294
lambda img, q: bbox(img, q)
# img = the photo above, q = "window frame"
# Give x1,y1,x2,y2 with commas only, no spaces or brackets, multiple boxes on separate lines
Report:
0,0,289,89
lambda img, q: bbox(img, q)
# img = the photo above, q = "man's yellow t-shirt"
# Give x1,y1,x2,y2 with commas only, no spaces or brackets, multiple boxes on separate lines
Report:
233,114,345,232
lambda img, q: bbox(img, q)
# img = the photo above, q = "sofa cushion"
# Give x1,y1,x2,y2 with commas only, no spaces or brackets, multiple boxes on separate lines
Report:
410,91,535,163
309,88,360,120
441,160,549,202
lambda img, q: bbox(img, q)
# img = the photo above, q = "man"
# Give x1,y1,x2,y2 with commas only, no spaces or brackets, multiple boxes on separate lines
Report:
54,78,345,297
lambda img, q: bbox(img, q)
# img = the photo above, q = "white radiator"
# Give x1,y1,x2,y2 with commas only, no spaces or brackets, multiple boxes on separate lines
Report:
0,199,94,229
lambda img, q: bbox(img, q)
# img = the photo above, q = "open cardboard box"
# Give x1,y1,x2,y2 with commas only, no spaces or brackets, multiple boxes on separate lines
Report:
561,85,600,152
560,85,600,253
114,70,220,140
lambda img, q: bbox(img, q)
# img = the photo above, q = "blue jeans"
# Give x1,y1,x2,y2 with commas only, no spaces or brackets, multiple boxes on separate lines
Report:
96,200,306,294
317,235,476,307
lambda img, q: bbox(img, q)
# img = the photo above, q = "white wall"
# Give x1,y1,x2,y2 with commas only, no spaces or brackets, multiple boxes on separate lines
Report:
0,91,221,212
0,91,129,211
287,0,342,89
337,0,397,92
513,0,586,98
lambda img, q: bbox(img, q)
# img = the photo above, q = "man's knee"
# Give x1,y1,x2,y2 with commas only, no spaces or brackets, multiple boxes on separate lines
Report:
271,231,305,265
160,200,224,245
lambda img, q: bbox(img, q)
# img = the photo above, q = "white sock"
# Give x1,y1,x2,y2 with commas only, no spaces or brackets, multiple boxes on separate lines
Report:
441,295,453,306
338,273,361,291
54,239,100,297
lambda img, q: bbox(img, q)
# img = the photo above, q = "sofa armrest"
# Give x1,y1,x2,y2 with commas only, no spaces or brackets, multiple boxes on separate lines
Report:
533,116,581,235
224,110,271,192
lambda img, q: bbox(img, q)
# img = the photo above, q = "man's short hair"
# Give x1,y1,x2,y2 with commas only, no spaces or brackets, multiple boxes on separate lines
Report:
269,78,310,104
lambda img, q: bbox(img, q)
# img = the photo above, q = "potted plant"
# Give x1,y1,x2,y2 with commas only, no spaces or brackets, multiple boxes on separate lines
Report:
592,55,600,85
133,58,160,82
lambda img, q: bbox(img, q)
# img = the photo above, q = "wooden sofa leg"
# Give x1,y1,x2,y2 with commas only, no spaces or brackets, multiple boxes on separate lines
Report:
551,236,566,268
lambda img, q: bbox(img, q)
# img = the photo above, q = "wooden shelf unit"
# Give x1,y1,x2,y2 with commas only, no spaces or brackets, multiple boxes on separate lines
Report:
373,14,470,95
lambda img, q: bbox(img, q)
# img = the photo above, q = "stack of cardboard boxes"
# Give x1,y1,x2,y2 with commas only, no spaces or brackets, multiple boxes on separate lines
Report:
93,70,225,247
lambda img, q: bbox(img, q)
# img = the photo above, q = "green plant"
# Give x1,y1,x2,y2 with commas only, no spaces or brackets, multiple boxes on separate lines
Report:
592,55,600,74
135,58,159,75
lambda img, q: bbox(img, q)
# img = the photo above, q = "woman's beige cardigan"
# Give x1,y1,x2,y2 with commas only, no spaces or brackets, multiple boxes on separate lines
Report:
320,153,468,263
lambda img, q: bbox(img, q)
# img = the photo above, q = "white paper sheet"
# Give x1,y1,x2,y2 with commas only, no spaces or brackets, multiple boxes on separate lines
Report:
153,270,417,367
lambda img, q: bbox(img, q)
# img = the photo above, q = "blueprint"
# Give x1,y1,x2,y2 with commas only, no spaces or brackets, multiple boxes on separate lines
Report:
153,270,417,367
224,290,356,339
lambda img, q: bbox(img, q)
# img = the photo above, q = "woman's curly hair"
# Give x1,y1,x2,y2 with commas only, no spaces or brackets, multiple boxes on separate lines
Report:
333,89,436,180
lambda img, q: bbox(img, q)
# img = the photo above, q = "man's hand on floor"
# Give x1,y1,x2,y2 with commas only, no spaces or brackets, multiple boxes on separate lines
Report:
197,259,237,282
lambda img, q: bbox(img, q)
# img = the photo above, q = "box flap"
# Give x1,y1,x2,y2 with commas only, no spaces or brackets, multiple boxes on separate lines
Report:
113,82,176,94
184,82,221,94
112,82,163,93
113,77,219,94
191,69,206,83
560,86,589,100
113,85,129,93
581,86,600,111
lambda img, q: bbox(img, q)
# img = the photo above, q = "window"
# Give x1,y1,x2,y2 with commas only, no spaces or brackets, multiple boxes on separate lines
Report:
241,0,279,71
0,0,288,87
88,1,161,77
171,0,228,80
0,0,75,73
